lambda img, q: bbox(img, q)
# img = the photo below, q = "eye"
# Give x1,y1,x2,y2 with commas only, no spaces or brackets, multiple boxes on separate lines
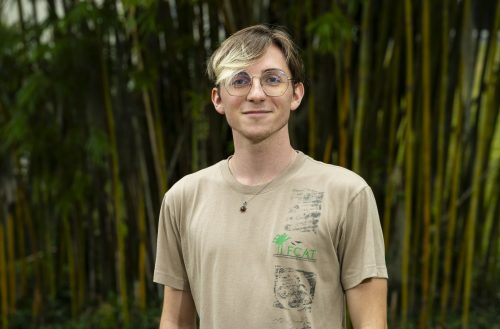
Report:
229,72,251,88
263,71,286,85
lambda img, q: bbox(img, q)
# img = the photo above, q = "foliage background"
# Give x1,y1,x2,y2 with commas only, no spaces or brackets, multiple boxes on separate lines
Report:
0,0,499,328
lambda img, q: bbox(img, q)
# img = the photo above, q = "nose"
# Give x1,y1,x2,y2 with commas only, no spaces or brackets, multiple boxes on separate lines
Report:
246,76,266,100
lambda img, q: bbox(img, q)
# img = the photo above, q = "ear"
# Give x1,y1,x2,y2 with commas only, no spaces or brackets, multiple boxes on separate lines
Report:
211,87,225,115
290,82,305,112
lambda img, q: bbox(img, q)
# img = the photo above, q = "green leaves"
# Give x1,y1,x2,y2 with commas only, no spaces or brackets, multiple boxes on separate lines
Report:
306,6,356,55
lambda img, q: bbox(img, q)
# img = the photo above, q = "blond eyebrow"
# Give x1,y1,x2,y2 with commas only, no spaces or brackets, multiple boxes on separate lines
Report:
234,68,288,75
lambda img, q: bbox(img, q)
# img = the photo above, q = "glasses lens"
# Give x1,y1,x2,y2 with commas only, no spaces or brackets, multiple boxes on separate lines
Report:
224,70,291,97
226,72,252,96
261,70,290,96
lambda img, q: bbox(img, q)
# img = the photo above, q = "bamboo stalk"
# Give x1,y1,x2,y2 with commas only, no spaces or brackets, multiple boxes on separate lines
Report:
127,4,168,196
40,184,55,301
352,0,371,173
480,42,500,286
62,216,77,317
401,0,415,325
15,191,26,300
0,221,8,329
462,28,496,329
100,39,129,325
6,212,15,315
430,0,449,317
131,114,157,289
411,153,423,315
382,6,403,250
338,41,351,167
20,189,42,319
306,0,316,158
440,89,464,323
452,226,466,311
382,39,400,249
322,133,334,164
481,164,499,293
419,0,432,327
137,193,147,310
76,216,86,313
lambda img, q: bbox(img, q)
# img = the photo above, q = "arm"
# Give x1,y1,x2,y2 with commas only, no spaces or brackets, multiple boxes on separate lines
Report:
159,286,197,329
346,278,388,329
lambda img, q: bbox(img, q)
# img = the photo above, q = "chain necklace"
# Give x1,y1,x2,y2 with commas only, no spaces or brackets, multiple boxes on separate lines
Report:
228,152,297,213
238,180,274,212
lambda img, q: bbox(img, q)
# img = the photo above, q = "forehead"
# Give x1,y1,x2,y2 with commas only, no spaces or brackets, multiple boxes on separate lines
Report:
243,45,289,74
219,45,289,83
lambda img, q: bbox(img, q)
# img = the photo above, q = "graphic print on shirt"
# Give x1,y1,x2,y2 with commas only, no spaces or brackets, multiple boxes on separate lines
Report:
285,189,324,234
273,266,317,311
271,316,312,329
272,233,317,262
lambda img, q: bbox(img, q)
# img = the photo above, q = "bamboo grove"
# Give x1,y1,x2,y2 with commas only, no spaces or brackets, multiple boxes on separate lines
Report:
0,0,499,328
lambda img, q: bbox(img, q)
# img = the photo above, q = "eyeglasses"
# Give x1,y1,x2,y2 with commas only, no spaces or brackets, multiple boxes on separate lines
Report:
223,69,293,97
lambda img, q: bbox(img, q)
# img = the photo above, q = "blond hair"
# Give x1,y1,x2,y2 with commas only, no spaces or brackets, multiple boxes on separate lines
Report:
207,25,304,86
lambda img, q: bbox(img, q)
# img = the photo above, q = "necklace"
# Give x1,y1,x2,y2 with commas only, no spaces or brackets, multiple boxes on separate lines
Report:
228,151,297,213
239,180,273,213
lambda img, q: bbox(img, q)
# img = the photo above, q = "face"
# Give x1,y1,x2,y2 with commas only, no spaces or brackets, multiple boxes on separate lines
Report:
211,45,304,144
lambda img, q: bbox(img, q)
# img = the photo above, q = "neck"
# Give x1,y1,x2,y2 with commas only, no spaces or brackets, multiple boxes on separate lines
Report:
229,134,297,186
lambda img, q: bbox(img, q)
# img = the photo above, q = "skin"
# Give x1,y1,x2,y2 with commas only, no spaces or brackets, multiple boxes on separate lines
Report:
159,44,388,329
346,278,388,329
159,286,196,329
211,44,304,186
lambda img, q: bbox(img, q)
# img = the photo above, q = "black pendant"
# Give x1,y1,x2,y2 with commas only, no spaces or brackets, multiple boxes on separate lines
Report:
240,202,247,212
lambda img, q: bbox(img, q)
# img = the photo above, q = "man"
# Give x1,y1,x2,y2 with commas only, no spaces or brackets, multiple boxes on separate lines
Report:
154,24,388,329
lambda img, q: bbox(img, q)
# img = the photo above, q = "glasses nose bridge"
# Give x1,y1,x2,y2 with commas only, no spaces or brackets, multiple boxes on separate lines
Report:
247,74,266,96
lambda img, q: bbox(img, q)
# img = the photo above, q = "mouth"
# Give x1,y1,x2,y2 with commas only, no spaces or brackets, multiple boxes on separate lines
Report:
243,110,272,115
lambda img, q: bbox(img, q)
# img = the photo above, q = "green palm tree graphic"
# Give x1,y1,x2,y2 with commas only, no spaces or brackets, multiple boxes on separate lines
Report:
273,233,291,246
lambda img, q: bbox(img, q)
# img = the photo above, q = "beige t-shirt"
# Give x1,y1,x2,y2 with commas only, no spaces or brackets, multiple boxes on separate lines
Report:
154,152,388,329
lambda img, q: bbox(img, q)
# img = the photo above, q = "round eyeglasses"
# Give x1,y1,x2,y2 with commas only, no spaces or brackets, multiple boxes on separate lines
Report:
223,69,293,97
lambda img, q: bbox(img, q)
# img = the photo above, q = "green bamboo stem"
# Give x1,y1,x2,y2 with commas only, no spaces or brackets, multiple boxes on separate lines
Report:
322,134,334,164
338,41,351,167
480,47,500,280
20,190,41,319
401,0,415,325
462,27,496,329
452,227,466,312
440,90,464,323
137,194,147,310
100,40,129,325
6,213,15,315
382,33,401,250
306,0,316,158
0,221,8,329
62,216,77,317
419,0,432,327
430,0,449,316
76,217,86,312
15,192,27,299
127,4,168,196
131,115,157,287
38,175,55,302
151,87,169,190
352,0,371,173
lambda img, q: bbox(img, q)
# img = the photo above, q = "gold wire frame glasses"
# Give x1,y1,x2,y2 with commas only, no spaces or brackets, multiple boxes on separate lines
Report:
223,69,293,97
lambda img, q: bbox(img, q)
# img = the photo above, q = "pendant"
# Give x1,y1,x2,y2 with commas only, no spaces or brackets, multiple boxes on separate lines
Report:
240,201,247,213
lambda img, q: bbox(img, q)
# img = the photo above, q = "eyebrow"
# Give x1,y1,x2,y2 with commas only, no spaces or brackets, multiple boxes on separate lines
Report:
235,68,287,75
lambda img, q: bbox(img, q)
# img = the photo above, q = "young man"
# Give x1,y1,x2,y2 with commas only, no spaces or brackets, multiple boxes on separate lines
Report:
154,24,388,329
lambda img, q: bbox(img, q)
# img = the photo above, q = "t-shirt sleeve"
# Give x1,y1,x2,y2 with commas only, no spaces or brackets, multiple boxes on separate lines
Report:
153,192,190,290
338,186,388,290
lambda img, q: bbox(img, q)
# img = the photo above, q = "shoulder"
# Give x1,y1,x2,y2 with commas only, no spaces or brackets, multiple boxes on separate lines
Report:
164,160,225,203
299,155,369,198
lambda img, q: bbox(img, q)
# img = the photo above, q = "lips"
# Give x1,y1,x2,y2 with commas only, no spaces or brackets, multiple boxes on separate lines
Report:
243,110,272,115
